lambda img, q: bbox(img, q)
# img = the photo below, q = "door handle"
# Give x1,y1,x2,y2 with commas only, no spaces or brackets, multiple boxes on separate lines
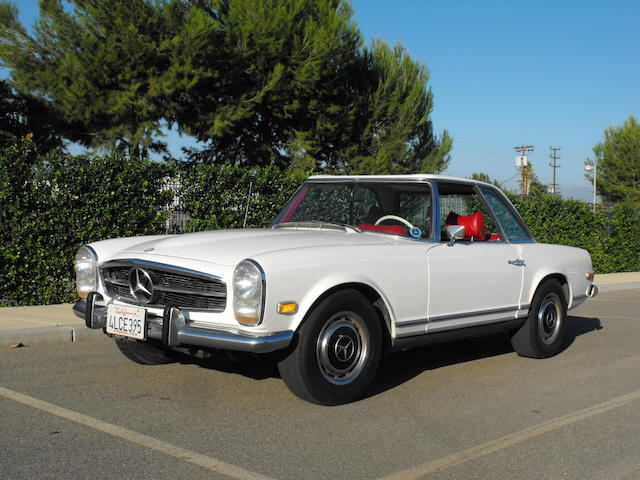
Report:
508,259,525,266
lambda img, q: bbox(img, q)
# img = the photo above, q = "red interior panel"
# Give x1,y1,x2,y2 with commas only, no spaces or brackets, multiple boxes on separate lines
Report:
357,224,408,236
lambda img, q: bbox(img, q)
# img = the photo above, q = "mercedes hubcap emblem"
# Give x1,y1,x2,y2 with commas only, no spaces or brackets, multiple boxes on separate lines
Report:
334,335,355,362
129,268,154,304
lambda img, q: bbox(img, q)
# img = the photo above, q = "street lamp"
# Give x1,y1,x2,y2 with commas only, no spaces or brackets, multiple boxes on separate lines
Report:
585,164,597,212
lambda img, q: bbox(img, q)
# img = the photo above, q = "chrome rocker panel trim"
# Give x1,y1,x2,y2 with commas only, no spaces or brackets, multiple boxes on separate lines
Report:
73,300,293,354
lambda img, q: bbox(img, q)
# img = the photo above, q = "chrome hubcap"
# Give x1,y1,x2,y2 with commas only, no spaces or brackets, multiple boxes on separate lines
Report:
538,293,562,345
316,312,368,385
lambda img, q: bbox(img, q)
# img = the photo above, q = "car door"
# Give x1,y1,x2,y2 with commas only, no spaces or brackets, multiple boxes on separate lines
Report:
426,183,524,333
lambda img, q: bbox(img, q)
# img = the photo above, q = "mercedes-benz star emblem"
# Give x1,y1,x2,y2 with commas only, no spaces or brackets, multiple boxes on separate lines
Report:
129,268,154,304
334,335,355,362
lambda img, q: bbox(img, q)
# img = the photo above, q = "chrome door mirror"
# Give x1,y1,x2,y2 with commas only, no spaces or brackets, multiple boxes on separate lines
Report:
446,225,465,246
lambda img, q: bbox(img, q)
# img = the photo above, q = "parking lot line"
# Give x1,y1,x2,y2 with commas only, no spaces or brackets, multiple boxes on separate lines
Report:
0,386,274,480
379,389,640,480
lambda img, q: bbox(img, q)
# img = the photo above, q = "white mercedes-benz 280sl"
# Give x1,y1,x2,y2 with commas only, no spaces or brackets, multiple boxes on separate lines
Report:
74,175,598,404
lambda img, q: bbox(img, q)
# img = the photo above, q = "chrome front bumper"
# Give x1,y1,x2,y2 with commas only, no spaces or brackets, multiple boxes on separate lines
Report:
587,284,599,298
73,297,293,354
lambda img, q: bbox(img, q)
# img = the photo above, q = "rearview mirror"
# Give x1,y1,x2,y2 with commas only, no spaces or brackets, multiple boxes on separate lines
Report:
446,225,465,246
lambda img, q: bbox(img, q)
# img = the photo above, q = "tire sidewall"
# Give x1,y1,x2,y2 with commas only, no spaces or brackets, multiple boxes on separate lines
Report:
281,289,382,405
527,280,568,357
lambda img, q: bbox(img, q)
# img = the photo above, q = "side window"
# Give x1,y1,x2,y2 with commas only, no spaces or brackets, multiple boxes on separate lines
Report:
480,188,531,241
438,184,500,241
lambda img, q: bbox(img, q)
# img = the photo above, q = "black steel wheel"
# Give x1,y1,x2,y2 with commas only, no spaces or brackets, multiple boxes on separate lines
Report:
511,279,568,358
277,289,382,405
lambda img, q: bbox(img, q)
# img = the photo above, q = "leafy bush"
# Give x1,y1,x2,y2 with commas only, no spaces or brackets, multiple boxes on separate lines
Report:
512,194,640,273
179,163,306,231
0,144,171,305
1,143,638,307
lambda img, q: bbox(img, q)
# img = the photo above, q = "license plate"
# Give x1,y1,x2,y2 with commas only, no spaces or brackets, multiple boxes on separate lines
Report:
106,304,146,340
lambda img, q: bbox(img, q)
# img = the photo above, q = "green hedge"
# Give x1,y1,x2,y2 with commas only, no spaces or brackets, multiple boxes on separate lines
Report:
512,194,640,274
1,144,638,306
0,144,171,306
179,163,305,231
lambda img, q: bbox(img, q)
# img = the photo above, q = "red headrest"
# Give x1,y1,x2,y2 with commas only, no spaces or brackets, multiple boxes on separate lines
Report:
357,224,408,236
457,212,484,238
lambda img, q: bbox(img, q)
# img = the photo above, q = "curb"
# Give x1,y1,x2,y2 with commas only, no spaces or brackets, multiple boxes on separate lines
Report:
0,325,106,349
597,282,640,293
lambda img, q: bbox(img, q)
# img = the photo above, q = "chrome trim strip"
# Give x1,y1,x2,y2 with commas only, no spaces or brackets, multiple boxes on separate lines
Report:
104,259,224,282
429,305,520,322
154,285,225,298
396,318,429,328
178,328,293,354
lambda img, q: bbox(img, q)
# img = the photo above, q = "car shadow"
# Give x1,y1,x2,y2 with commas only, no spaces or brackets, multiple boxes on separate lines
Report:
179,315,603,394
365,315,603,399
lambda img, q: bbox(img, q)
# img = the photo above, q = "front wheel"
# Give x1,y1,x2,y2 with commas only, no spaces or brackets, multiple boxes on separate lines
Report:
511,279,568,358
277,289,382,405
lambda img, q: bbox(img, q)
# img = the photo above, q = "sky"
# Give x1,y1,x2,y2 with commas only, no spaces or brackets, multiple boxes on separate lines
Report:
7,0,640,200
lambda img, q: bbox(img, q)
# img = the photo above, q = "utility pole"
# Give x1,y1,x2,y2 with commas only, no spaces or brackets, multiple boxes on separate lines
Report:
549,147,561,194
514,145,534,195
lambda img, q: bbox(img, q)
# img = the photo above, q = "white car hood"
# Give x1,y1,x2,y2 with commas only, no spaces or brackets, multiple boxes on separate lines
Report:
119,228,393,266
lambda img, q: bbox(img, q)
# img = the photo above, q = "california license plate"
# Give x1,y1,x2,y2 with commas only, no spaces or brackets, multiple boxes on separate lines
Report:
106,304,146,340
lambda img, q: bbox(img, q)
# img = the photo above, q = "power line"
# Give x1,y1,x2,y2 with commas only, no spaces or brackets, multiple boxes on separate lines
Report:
514,145,534,195
549,147,561,194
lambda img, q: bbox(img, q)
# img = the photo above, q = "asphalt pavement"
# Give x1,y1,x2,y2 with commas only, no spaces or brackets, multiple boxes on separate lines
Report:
1,285,639,479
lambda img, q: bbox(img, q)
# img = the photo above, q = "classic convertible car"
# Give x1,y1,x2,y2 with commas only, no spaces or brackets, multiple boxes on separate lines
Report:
74,174,598,404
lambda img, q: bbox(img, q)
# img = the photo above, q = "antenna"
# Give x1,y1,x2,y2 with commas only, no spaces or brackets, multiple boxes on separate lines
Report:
242,181,253,228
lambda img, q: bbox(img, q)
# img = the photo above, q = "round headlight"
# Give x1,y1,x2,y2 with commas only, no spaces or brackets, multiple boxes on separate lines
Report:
233,262,261,299
75,246,98,299
232,260,264,325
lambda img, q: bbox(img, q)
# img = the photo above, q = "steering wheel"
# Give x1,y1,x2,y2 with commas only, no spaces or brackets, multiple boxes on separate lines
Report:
374,215,417,231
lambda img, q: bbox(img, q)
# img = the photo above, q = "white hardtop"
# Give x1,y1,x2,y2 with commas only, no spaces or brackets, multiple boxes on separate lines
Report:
308,174,495,188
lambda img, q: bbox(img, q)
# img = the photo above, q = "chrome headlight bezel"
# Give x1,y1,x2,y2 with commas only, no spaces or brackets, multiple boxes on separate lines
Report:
232,259,265,326
75,245,98,300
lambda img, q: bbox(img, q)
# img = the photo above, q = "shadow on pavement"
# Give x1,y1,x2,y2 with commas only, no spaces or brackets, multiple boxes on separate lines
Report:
367,315,602,398
181,315,603,395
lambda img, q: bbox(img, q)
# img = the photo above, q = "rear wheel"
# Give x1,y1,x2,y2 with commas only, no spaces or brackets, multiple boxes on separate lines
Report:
114,337,176,365
278,289,382,405
511,279,567,358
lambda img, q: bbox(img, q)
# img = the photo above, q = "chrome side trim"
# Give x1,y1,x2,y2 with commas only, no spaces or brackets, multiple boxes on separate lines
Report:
429,305,520,323
396,318,429,327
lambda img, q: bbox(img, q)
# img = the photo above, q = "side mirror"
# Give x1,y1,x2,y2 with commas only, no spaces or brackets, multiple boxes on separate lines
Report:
446,225,465,246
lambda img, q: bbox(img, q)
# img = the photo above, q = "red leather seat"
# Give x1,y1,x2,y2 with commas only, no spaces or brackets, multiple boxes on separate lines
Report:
457,212,486,241
357,224,408,236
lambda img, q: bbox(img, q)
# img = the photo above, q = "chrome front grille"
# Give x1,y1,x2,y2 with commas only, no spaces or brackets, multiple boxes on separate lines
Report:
102,261,226,312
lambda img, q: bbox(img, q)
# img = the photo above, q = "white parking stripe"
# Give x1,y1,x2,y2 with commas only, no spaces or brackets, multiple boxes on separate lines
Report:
380,389,640,480
0,386,274,480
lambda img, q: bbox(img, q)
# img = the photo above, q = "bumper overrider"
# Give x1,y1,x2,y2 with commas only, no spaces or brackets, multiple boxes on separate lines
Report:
73,293,293,354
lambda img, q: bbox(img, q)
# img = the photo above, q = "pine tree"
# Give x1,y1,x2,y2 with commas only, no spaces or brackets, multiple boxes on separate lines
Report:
587,115,640,207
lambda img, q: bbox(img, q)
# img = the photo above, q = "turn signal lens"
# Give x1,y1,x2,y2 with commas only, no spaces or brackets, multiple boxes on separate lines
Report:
277,302,298,315
586,272,594,280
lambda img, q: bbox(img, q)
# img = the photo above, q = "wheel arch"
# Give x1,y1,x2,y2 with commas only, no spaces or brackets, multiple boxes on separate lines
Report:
298,282,394,350
529,273,570,307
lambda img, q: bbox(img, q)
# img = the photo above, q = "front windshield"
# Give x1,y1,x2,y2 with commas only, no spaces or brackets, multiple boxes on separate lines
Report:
272,182,433,239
